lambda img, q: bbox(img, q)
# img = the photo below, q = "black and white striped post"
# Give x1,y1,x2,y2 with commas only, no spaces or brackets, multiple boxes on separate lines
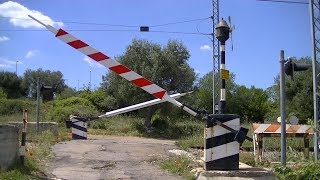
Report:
20,109,28,165
68,115,88,140
204,19,241,170
216,19,229,114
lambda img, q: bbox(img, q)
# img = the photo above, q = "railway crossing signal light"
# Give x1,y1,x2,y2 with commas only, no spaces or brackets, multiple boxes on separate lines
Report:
284,59,310,79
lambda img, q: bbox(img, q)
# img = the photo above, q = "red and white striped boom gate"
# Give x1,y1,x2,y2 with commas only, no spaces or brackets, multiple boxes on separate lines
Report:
29,15,252,170
252,123,314,162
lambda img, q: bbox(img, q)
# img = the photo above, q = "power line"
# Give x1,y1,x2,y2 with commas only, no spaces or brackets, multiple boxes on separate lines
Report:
0,16,211,28
256,0,308,4
149,17,211,27
0,29,210,35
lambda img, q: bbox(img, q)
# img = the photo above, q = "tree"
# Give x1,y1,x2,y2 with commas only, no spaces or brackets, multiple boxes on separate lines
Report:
284,57,313,123
195,71,270,122
194,71,237,113
0,71,27,98
267,57,315,123
228,85,270,122
101,39,196,128
22,68,67,98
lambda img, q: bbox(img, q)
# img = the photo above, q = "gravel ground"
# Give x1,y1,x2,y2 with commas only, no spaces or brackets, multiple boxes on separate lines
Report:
45,135,183,180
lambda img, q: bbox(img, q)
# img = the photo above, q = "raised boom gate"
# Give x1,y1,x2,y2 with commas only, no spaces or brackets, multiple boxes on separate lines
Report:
29,15,251,170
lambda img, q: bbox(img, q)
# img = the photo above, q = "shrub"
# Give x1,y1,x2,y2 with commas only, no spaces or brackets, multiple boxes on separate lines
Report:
79,89,116,112
0,98,35,115
274,161,320,179
46,97,98,123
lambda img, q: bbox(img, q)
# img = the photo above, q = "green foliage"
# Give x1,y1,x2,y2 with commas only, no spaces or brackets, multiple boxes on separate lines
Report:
0,71,27,98
101,39,196,124
239,152,256,167
158,156,194,179
269,57,315,123
195,71,270,122
285,58,313,123
57,87,78,99
274,161,320,179
22,68,67,98
0,88,7,99
89,116,143,136
79,89,116,112
194,71,237,113
46,97,98,123
176,134,203,150
0,98,35,115
89,115,203,140
228,85,271,122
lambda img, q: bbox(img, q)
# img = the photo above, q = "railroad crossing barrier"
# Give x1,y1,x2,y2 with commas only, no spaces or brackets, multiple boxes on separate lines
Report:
252,123,314,162
30,16,252,171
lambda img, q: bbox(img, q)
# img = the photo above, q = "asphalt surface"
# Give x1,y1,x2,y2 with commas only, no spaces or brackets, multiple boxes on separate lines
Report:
46,135,183,180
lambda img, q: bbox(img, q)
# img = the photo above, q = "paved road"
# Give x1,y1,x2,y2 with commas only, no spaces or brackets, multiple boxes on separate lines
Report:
46,135,183,180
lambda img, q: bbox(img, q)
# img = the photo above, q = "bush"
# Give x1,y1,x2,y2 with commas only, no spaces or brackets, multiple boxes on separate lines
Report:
79,89,116,112
0,98,35,115
274,161,320,179
46,97,98,123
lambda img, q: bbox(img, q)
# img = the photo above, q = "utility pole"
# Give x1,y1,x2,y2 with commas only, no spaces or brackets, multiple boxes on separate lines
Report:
212,0,220,114
36,77,40,133
15,60,18,76
309,0,319,160
279,50,286,166
89,69,92,90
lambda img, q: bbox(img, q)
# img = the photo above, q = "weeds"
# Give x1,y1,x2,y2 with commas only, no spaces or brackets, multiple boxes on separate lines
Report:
158,156,195,180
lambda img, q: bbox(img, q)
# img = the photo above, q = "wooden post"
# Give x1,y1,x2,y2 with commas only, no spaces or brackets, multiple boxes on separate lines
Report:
254,134,263,163
304,134,310,159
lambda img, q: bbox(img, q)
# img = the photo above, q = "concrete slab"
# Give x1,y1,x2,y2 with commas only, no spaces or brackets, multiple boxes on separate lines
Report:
0,124,19,170
197,163,275,180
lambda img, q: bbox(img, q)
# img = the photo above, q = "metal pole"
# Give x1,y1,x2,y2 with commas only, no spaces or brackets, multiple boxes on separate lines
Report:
15,61,18,75
279,50,286,166
212,0,220,114
309,0,319,160
219,42,226,114
89,69,92,90
36,77,40,133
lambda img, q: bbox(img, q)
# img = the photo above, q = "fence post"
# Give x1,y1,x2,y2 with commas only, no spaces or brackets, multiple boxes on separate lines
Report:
303,134,310,159
19,109,28,165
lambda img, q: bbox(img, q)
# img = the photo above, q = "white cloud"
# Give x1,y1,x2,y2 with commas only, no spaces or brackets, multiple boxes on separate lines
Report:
0,36,9,42
200,45,212,51
0,1,63,28
25,49,39,59
0,57,22,68
83,56,104,68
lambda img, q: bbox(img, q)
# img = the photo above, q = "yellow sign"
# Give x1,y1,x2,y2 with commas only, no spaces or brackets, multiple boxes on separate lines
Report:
220,69,229,80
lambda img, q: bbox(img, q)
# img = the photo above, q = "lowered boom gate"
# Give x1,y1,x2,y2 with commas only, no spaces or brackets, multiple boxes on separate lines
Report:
30,15,252,170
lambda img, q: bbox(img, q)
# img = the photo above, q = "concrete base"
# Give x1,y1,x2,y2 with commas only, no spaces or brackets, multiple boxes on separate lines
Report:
0,125,19,170
9,122,58,135
197,163,275,180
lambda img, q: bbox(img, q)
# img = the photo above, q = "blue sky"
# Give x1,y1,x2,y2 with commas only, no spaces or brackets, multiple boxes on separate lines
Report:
0,0,310,90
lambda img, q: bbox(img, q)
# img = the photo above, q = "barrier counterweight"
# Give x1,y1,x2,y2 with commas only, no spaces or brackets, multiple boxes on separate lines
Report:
70,116,87,140
204,114,240,170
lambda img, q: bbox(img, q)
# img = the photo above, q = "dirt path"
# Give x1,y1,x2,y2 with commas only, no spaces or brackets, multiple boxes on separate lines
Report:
46,135,183,180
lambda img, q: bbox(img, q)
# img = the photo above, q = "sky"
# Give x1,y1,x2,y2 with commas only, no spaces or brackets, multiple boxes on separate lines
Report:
0,0,311,91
